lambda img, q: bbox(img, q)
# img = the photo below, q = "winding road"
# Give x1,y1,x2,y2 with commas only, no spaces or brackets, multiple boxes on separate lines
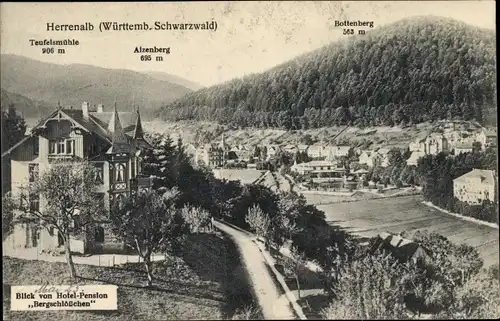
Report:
213,220,296,320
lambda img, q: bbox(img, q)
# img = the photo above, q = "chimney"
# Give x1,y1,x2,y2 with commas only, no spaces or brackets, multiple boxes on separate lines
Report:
97,104,104,113
82,101,89,119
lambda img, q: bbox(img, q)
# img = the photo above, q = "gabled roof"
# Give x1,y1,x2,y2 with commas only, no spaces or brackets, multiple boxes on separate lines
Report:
372,232,430,263
482,129,497,137
2,104,149,158
453,169,496,185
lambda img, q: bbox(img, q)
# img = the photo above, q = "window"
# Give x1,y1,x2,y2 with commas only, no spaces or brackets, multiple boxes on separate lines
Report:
66,140,73,155
29,193,40,212
94,163,104,184
49,139,74,155
57,140,65,154
49,141,57,154
115,164,125,183
29,164,39,183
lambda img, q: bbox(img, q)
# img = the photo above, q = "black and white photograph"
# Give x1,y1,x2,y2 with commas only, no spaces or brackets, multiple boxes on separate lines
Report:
1,1,498,320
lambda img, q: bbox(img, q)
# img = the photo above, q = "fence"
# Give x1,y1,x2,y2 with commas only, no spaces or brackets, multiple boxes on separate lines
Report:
3,238,167,268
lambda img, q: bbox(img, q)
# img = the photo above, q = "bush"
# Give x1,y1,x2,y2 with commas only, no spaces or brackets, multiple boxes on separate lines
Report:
322,252,414,319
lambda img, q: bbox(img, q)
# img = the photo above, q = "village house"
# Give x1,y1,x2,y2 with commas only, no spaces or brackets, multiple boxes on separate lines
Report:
265,144,280,160
475,128,497,149
358,150,382,168
409,133,450,155
2,102,153,254
195,134,229,168
453,141,475,155
297,144,309,154
324,145,351,161
307,144,325,159
282,144,299,154
376,148,391,167
290,160,346,180
453,169,496,204
370,232,430,265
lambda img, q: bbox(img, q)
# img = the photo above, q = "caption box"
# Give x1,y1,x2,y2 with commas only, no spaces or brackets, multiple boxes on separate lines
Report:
11,284,118,311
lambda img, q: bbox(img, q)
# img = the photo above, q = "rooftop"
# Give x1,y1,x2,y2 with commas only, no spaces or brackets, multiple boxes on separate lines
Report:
453,169,496,185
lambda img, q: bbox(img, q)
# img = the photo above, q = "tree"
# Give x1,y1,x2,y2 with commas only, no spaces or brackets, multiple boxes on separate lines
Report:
322,252,414,319
11,159,104,278
245,205,270,246
439,268,500,319
2,104,27,196
110,188,188,286
1,104,27,153
281,246,307,299
181,205,211,234
2,191,15,241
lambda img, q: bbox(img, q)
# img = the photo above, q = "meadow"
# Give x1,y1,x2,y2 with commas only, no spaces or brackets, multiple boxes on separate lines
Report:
3,233,259,321
317,195,500,268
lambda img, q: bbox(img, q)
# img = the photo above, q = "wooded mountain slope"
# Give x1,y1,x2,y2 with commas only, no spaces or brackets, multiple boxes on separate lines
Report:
0,54,193,119
158,16,496,129
0,89,53,121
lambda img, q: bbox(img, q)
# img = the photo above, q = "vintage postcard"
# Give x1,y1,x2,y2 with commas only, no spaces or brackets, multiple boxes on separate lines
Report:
1,1,498,320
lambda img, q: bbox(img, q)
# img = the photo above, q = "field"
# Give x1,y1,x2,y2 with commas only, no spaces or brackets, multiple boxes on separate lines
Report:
316,195,499,268
3,233,258,321
213,169,264,185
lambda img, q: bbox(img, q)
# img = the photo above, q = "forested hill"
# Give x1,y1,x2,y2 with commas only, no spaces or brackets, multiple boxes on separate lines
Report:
157,16,496,129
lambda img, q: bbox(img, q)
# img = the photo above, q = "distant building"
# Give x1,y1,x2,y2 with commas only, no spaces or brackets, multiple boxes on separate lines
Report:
282,144,299,154
369,232,430,265
297,144,309,154
406,151,426,166
453,169,496,204
290,160,346,179
196,143,224,168
454,141,474,155
324,145,351,161
265,144,280,160
376,148,391,167
195,135,229,168
307,144,325,159
476,129,497,148
409,133,449,155
358,150,382,168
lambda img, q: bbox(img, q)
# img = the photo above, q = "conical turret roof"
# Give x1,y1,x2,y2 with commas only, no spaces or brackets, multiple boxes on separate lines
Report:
106,102,133,154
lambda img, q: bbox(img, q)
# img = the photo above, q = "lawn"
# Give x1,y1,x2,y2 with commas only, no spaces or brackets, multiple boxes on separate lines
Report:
213,169,264,185
3,232,259,321
316,195,500,268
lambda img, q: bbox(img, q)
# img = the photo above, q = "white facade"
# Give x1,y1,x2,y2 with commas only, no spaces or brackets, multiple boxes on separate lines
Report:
476,129,497,148
453,169,496,204
290,160,346,179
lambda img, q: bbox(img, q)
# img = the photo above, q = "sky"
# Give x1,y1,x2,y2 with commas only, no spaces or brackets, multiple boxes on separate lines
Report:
1,1,496,87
